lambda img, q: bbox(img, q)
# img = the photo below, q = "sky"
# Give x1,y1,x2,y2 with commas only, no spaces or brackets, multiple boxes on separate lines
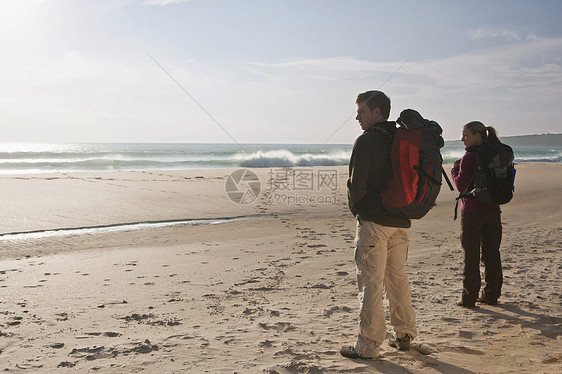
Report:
1,0,561,144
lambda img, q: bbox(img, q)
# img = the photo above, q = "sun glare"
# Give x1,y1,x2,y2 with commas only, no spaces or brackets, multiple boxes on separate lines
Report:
0,0,47,30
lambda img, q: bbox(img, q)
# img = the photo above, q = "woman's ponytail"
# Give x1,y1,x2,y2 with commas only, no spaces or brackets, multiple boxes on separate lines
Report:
486,126,501,144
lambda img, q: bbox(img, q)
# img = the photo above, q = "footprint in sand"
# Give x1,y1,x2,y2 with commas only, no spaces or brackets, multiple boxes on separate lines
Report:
55,313,69,321
259,322,296,332
458,330,475,339
323,305,353,317
259,339,275,348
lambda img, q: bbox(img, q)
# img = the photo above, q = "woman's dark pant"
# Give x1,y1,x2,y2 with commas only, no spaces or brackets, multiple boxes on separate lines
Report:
460,208,503,305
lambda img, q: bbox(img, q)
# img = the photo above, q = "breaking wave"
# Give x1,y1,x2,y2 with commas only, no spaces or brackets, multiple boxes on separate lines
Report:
237,149,350,167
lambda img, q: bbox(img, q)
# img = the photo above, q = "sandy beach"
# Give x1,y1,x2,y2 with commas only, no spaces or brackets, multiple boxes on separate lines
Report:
0,163,560,373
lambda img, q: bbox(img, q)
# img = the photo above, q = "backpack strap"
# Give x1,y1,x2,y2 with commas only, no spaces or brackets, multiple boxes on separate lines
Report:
454,171,476,220
371,125,394,185
414,165,441,185
414,164,455,189
442,168,454,191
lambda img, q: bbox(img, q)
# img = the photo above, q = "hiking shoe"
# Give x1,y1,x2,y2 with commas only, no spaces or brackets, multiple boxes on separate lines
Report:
339,345,377,360
477,297,498,306
389,334,412,351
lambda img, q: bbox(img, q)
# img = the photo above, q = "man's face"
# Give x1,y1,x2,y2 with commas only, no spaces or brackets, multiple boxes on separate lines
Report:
356,102,378,131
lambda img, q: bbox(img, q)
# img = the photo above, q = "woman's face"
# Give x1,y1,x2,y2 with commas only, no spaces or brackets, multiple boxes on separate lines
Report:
461,128,483,148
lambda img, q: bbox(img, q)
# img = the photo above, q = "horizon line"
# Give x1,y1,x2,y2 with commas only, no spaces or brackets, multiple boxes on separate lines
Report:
1,133,561,145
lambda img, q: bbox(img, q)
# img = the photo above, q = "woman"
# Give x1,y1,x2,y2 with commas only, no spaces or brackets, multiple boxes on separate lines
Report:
451,121,503,308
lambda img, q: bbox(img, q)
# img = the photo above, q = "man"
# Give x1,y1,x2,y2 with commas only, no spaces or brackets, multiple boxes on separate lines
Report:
340,90,418,359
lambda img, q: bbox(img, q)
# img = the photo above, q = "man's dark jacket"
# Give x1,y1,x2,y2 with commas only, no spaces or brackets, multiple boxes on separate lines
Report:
347,121,411,228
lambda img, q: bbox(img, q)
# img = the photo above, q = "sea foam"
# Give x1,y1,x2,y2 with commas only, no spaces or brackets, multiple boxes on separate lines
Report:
237,149,350,167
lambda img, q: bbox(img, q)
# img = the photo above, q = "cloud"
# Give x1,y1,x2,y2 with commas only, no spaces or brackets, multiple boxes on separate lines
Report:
420,37,562,90
249,37,562,95
467,27,522,42
142,0,191,5
238,37,562,140
247,57,405,90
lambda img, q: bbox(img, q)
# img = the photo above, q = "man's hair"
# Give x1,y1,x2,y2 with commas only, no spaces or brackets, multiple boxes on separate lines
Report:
356,90,391,120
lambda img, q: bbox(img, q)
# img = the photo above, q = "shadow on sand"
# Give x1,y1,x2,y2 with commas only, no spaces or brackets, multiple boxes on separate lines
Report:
476,301,561,339
362,353,478,374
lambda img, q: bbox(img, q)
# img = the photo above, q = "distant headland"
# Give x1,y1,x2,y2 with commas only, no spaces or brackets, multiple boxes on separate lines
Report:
446,133,562,146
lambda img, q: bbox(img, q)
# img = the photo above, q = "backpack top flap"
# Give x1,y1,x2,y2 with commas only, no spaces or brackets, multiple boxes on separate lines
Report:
397,109,444,150
397,109,425,130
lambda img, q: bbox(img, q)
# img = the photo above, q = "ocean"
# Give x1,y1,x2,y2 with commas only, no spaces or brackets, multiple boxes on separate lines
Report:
0,142,560,174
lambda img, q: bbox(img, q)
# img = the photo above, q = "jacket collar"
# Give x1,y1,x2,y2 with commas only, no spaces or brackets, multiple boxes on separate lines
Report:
364,121,395,135
364,120,394,132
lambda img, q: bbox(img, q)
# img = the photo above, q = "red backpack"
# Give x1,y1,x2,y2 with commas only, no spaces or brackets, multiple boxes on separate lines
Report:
377,109,453,219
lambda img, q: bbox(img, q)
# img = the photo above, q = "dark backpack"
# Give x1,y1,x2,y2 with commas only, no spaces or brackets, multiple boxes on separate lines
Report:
377,109,454,220
454,142,516,219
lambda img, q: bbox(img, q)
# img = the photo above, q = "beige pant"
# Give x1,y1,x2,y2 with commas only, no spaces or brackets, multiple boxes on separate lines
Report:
353,220,418,357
